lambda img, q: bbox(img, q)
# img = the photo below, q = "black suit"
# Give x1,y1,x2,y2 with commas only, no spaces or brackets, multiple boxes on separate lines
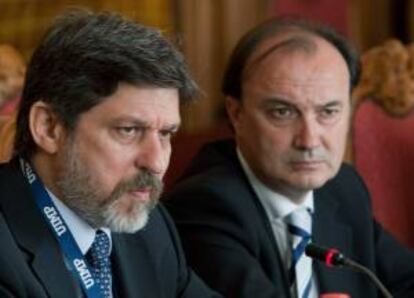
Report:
166,139,414,298
0,158,220,298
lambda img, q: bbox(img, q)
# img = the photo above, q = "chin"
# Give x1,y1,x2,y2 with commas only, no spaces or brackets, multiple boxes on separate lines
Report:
103,204,151,233
103,200,153,233
293,175,330,191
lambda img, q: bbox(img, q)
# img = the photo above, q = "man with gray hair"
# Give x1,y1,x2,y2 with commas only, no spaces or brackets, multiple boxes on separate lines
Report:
0,9,220,298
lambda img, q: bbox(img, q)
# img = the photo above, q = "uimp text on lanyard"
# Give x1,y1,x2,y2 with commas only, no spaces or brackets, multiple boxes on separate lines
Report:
20,158,105,298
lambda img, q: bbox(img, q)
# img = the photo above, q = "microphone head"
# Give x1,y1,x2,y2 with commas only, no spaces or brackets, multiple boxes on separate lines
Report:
305,243,393,298
305,243,346,267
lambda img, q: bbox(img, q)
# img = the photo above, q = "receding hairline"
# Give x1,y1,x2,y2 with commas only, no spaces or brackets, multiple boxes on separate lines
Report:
242,30,345,82
245,30,317,71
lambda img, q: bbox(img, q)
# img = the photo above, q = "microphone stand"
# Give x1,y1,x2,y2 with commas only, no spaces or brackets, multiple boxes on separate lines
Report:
342,258,392,298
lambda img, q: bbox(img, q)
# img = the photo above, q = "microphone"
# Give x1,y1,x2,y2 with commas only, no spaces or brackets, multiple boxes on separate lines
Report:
305,243,393,298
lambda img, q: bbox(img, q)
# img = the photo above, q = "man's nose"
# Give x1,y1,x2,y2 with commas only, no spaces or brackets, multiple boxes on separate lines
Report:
293,116,321,150
135,132,169,176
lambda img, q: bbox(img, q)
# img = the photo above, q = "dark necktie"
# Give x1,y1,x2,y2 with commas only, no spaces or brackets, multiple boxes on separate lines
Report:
86,230,113,298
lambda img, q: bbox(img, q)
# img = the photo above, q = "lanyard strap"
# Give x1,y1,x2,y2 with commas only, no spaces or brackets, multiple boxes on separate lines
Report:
20,158,104,298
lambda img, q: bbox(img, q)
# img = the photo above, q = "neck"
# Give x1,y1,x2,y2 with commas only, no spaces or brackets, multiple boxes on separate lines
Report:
273,186,309,205
257,173,310,204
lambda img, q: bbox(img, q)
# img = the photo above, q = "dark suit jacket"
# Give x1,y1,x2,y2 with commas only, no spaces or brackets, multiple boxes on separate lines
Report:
166,139,414,298
0,158,220,298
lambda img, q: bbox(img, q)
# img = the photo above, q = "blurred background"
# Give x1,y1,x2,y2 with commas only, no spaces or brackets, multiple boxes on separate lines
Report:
0,0,412,132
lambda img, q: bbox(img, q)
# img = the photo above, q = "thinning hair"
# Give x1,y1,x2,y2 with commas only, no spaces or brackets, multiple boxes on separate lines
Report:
222,16,360,101
243,34,318,80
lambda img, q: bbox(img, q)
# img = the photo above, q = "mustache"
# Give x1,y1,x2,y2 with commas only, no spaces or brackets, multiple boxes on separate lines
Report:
289,148,329,162
112,170,163,199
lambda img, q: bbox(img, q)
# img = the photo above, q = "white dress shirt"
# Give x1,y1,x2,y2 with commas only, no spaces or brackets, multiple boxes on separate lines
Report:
47,189,112,255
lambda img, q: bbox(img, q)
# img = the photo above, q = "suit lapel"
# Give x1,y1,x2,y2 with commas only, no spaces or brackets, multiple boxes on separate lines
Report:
0,161,79,298
232,151,291,298
30,238,81,298
313,185,353,293
112,233,161,298
252,192,292,298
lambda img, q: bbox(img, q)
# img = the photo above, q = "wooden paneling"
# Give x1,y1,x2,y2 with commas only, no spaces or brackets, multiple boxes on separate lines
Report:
274,0,349,35
348,0,393,51
175,0,269,132
406,1,414,42
0,0,173,61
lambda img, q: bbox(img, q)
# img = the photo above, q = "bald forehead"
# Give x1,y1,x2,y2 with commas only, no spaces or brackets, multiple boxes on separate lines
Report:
249,32,316,63
243,31,346,79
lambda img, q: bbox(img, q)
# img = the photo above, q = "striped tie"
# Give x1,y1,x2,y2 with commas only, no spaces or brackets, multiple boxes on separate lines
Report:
286,208,313,298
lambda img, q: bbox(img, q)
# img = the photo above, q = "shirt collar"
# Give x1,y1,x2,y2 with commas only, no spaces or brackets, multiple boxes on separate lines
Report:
46,189,112,255
236,147,314,220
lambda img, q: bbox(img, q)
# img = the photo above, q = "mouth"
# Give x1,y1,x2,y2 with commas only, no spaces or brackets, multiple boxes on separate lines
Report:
127,188,152,203
290,160,325,171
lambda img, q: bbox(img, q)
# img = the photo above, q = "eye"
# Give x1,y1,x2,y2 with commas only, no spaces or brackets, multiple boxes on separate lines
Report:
320,107,340,118
159,129,177,140
115,126,143,139
318,105,342,124
267,106,298,121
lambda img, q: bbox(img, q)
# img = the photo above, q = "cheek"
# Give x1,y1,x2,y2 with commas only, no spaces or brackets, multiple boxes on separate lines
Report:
259,126,292,154
323,125,349,168
160,146,172,178
77,140,132,191
241,117,291,155
251,130,291,172
329,122,349,150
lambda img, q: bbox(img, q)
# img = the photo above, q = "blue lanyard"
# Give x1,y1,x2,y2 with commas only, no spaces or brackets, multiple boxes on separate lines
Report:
20,158,104,298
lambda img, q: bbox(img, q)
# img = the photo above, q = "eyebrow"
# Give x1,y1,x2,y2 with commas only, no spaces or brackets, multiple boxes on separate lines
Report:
259,97,344,109
111,118,181,131
162,124,181,133
259,97,296,108
319,101,344,108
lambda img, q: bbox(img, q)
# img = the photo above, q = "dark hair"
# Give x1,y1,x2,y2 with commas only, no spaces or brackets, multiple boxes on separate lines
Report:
222,16,360,100
14,9,198,158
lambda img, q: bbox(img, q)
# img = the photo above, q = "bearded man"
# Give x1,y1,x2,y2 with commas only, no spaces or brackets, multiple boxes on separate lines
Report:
0,9,220,298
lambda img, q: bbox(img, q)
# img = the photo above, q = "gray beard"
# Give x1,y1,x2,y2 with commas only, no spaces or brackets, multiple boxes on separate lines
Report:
56,142,162,233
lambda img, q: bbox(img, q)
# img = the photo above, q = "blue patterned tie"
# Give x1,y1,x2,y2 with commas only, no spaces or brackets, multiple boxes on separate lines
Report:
286,208,313,298
86,230,113,298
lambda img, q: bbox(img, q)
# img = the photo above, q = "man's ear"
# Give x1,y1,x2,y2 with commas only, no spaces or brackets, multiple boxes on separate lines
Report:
29,101,65,154
225,96,243,130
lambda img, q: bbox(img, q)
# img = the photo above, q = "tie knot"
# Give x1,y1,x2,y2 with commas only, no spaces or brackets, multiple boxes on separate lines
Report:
88,230,111,263
286,208,312,237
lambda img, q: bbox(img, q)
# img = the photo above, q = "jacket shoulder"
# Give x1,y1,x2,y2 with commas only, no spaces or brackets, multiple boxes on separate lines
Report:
321,163,371,204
